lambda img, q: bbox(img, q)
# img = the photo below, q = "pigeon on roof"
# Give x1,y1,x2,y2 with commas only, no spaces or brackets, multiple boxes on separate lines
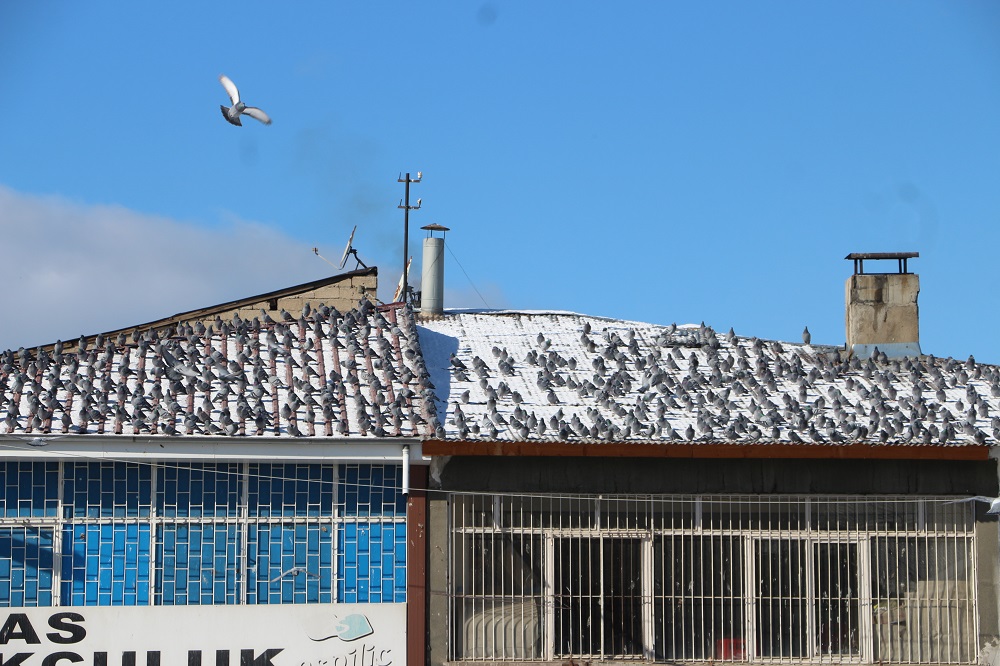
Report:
0,300,435,440
218,74,272,127
417,311,1000,447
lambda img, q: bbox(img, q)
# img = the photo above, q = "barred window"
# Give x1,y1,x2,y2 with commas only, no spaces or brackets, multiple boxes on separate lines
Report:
0,461,406,606
450,494,977,664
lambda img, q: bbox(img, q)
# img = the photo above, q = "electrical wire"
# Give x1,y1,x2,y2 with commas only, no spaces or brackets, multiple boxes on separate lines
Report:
445,241,490,309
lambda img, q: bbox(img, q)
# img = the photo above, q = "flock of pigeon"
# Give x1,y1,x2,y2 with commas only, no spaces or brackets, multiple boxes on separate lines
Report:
2,303,1000,447
0,300,436,440
52,70,992,449
419,311,1000,447
8,70,991,449
206,74,999,448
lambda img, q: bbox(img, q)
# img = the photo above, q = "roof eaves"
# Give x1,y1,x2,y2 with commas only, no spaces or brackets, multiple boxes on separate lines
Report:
421,439,991,461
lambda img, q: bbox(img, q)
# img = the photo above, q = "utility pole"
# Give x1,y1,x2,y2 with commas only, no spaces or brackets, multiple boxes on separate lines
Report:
397,172,422,304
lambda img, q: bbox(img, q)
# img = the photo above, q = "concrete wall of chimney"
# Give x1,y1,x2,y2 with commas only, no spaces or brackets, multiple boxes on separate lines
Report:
845,273,919,346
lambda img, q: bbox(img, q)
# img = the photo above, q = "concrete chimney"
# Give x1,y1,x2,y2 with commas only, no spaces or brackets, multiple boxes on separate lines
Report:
845,252,920,359
420,224,449,315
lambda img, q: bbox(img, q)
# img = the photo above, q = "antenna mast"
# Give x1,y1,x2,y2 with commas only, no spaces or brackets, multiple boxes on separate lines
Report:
397,171,422,304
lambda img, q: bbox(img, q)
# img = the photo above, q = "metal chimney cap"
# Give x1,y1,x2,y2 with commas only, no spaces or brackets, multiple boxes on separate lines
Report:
845,252,919,275
844,252,918,260
421,223,450,232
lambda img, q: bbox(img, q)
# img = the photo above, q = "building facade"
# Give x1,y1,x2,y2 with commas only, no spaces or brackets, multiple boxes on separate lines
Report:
0,291,433,666
428,455,996,665
415,310,1000,666
1,459,407,608
5,259,1000,666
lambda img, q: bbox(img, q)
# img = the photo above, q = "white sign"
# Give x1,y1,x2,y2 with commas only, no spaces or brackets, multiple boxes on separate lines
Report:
0,604,406,666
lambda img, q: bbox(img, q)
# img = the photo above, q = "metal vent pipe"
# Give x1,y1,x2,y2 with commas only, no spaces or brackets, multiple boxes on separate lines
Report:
420,224,449,314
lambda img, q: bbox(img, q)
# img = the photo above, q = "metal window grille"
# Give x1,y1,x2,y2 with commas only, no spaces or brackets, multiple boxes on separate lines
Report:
450,494,978,664
0,461,406,606
0,461,60,606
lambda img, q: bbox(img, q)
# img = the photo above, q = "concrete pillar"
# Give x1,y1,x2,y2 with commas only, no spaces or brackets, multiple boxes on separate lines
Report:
428,494,450,666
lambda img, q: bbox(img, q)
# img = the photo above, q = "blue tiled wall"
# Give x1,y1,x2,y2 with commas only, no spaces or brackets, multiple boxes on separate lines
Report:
246,523,334,604
157,523,240,604
0,462,407,606
338,522,407,602
0,527,54,606
0,462,60,518
339,464,407,517
60,523,151,605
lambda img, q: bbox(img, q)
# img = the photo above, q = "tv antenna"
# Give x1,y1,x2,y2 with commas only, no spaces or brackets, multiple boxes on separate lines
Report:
397,171,422,304
319,225,367,271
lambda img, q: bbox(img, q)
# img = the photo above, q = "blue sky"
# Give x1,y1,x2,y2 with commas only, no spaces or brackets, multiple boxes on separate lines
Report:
2,2,999,362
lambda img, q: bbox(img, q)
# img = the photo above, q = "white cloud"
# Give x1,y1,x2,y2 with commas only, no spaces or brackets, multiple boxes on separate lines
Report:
0,185,339,350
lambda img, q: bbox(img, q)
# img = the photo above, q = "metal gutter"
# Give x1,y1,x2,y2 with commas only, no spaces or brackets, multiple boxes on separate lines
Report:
0,434,430,464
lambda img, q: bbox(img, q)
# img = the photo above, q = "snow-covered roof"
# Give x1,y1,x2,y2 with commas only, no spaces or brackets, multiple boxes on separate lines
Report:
3,298,999,450
0,300,436,440
418,310,1000,447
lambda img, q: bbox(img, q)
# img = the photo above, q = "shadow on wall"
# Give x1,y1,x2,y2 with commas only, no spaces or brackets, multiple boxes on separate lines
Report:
415,325,458,410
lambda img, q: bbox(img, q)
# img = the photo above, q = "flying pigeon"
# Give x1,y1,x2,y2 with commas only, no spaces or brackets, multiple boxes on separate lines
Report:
218,74,272,126
945,496,1000,514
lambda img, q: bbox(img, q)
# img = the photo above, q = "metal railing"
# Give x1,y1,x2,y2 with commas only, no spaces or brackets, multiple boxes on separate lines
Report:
450,494,977,663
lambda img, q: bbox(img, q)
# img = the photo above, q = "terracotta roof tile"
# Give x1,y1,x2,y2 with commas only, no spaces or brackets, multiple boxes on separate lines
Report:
0,300,436,439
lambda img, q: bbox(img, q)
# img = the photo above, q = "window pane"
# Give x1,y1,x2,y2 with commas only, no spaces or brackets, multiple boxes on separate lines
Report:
60,523,151,605
157,463,241,518
755,539,807,658
156,523,240,605
453,494,496,529
339,464,405,517
814,542,860,656
649,496,695,530
63,462,152,518
553,537,644,659
600,497,649,530
249,463,333,518
812,498,873,531
0,462,60,518
704,497,807,531
452,531,543,660
602,538,644,658
338,522,406,603
555,537,602,657
246,523,333,604
0,527,55,606
654,535,744,661
872,536,975,663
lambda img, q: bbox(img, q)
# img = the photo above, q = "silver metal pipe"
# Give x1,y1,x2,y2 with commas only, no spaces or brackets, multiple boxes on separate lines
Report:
402,444,410,495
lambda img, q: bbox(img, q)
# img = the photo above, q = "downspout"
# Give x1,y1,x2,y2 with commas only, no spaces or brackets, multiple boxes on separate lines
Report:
402,444,410,495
